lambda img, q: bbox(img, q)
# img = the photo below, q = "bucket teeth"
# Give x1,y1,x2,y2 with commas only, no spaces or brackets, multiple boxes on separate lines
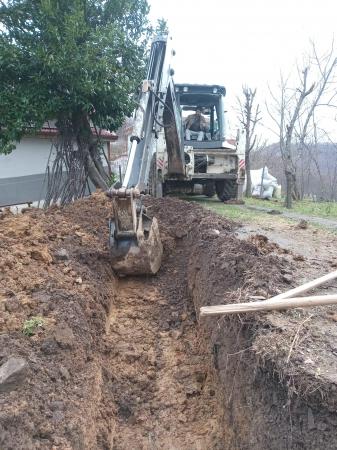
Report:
107,188,163,276
109,216,163,276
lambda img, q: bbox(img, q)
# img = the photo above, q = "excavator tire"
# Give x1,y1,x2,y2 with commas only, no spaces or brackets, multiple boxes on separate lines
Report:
216,180,238,202
204,182,216,198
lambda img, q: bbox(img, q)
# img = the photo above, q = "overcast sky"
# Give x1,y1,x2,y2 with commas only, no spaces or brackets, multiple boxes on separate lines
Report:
148,0,337,142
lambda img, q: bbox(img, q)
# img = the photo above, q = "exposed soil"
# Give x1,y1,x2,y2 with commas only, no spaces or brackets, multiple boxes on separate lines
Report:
1,194,337,449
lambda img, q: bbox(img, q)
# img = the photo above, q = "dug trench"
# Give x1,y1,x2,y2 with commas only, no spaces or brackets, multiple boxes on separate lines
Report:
1,194,337,449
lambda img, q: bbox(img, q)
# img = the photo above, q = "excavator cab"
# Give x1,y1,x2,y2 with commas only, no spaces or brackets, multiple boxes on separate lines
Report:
176,84,227,146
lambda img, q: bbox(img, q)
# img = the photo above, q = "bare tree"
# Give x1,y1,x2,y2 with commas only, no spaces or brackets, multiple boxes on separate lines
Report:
237,87,261,197
295,41,337,198
267,70,314,208
267,41,337,208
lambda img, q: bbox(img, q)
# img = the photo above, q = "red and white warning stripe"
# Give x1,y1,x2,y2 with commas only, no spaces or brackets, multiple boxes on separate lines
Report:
239,159,245,169
157,157,165,169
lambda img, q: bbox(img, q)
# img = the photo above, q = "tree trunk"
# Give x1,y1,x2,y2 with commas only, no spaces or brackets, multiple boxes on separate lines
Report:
89,143,109,188
292,173,300,200
245,153,252,197
73,113,109,190
285,170,293,208
86,150,108,190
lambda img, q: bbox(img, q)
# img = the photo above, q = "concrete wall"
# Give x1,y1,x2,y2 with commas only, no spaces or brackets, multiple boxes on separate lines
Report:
0,137,55,206
0,136,55,178
0,136,111,207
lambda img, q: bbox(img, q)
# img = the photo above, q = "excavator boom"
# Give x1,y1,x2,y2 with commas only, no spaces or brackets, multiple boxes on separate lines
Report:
107,35,181,275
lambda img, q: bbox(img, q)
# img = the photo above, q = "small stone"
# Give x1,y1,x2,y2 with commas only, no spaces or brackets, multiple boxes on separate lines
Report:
293,254,305,262
175,230,187,239
34,293,51,304
40,338,58,355
267,209,282,215
195,371,206,383
30,247,53,264
5,296,20,312
308,408,316,430
178,414,187,423
317,421,328,431
282,274,293,284
75,277,82,284
170,330,182,340
59,366,70,380
50,401,65,411
52,411,64,423
297,219,308,229
38,423,53,438
54,324,75,349
304,357,314,365
54,248,69,261
0,357,28,393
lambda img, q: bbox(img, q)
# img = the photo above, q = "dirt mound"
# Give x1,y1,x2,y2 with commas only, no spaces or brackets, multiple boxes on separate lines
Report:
1,193,337,449
186,208,337,448
0,193,115,449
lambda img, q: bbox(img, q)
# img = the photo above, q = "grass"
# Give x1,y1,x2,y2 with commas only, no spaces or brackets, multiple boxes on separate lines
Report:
186,196,270,223
244,197,337,219
185,195,337,233
22,316,44,336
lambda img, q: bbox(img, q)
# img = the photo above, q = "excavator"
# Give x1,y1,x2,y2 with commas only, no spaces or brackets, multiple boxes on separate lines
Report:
106,35,245,276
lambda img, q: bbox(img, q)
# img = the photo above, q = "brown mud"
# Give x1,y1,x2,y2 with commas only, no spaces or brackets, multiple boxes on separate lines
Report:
1,194,337,449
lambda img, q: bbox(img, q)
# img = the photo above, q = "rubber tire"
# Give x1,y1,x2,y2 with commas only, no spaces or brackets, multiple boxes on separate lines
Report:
204,182,216,198
215,180,238,202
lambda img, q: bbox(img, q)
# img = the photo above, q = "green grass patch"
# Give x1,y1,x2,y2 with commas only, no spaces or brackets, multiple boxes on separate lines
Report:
22,316,44,336
186,196,266,222
244,197,337,218
184,195,337,234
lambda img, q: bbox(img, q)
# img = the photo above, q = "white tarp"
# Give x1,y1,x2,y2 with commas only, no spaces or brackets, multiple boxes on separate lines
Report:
244,167,281,199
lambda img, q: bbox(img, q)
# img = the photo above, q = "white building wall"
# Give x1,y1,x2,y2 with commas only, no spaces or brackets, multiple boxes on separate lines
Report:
0,136,55,179
0,135,111,206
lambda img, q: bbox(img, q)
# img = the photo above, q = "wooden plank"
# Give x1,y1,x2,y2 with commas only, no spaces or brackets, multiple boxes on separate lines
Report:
271,270,337,301
200,294,337,317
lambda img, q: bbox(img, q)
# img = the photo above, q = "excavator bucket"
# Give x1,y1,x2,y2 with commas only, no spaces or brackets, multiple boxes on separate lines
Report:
107,188,163,276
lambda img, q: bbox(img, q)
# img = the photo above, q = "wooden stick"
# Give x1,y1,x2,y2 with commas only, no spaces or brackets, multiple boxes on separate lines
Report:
200,294,337,317
271,270,337,301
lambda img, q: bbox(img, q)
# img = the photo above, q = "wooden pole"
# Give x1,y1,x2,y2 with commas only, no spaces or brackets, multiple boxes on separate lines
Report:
200,294,337,317
271,270,337,301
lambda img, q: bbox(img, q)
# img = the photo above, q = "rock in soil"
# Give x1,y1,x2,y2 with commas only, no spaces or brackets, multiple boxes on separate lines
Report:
0,357,28,393
54,248,70,261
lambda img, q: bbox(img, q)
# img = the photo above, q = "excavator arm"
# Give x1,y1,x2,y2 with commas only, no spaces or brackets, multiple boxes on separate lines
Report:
107,35,183,275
